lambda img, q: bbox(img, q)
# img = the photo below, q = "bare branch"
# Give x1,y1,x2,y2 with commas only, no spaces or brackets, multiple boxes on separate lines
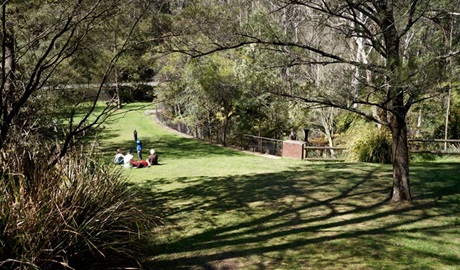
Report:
273,89,389,127
52,1,152,163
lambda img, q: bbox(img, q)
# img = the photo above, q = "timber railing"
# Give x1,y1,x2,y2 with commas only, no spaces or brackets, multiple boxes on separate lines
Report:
303,145,347,161
154,110,190,135
408,139,460,155
238,134,283,156
301,139,460,161
153,113,284,156
152,111,460,159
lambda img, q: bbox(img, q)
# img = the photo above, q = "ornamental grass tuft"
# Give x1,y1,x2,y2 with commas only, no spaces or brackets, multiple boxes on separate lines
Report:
348,126,393,163
0,146,158,269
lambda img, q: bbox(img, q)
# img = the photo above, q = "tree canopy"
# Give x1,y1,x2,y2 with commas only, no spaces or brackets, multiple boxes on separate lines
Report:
0,0,168,163
155,0,460,202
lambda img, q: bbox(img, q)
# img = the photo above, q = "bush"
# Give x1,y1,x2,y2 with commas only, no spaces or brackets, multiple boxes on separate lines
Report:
0,147,158,269
107,85,155,103
410,153,439,162
349,126,392,164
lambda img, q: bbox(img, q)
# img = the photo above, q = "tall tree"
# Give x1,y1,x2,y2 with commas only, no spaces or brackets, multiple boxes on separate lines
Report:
0,0,156,162
165,0,460,202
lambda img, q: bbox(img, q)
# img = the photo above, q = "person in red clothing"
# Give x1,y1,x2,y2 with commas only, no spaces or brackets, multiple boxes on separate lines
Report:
131,159,148,168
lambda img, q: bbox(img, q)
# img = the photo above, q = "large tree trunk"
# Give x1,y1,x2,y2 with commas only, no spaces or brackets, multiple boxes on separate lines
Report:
114,67,122,109
0,3,15,148
379,1,412,202
223,114,228,146
390,117,411,202
376,0,412,202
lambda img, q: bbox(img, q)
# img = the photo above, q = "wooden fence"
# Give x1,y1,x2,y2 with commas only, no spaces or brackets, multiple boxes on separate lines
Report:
303,146,347,161
302,139,460,162
408,139,460,155
237,136,460,160
238,134,283,156
151,114,460,160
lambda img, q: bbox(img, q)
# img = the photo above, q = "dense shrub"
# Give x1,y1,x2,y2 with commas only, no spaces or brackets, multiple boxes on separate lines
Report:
410,153,439,162
349,126,392,164
0,147,157,269
107,85,155,103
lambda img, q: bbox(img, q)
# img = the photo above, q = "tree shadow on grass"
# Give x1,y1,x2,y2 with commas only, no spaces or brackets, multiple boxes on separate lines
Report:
132,162,460,269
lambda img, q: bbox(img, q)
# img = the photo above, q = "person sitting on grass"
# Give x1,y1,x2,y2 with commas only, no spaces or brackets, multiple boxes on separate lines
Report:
123,149,134,168
113,149,124,165
147,149,159,166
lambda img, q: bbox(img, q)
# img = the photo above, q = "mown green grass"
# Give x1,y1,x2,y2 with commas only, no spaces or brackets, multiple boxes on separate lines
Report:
98,103,460,270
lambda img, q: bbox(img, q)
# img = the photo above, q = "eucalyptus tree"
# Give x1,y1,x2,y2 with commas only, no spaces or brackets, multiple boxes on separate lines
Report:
165,0,460,202
105,0,170,108
156,52,242,145
0,0,158,162
192,55,242,145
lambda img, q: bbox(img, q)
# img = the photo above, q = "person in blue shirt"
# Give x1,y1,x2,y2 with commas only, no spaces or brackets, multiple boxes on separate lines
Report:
136,140,142,160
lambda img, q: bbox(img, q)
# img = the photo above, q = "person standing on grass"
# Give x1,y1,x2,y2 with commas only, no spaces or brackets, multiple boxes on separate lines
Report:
289,128,297,140
133,129,138,142
136,140,143,160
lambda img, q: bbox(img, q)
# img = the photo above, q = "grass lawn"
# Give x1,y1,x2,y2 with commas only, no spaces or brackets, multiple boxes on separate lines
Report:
99,103,460,270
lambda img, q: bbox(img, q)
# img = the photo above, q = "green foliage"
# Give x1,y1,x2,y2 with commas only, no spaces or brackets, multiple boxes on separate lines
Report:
107,84,155,103
335,111,362,134
155,44,307,143
349,125,392,164
0,147,157,269
448,103,460,138
410,153,439,162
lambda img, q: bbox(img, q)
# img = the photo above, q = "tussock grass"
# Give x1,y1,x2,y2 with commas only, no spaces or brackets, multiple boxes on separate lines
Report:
99,103,460,270
0,145,157,269
348,126,392,163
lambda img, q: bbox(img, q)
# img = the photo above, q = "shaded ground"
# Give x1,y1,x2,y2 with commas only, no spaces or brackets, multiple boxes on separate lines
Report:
138,161,460,270
98,105,460,270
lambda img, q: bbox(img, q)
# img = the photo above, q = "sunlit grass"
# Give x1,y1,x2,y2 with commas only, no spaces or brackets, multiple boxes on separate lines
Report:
98,103,305,180
98,103,460,270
